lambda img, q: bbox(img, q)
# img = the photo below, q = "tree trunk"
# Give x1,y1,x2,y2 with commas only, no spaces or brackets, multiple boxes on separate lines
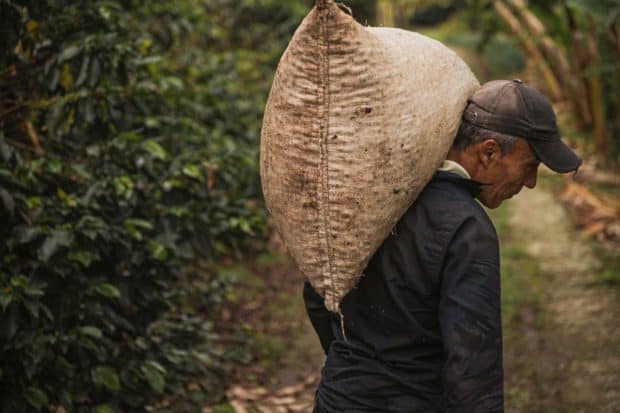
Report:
492,0,563,101
562,3,593,129
585,17,608,157
376,0,394,27
607,23,620,151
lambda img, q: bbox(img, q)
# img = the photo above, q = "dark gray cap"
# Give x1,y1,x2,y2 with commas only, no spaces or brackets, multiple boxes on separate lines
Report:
463,79,582,173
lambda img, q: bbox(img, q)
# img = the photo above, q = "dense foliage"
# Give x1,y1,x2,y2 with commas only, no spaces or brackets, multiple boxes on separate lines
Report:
0,0,308,411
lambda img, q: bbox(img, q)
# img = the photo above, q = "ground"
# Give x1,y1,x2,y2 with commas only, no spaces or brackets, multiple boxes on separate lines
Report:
210,173,619,413
499,172,619,412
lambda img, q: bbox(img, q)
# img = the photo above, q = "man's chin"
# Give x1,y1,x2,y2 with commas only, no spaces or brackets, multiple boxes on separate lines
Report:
478,197,504,209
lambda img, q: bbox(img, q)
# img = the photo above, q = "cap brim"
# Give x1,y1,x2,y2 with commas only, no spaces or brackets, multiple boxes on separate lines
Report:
529,136,582,173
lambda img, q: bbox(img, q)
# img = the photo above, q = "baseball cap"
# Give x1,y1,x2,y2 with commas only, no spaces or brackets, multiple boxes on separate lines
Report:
462,79,582,173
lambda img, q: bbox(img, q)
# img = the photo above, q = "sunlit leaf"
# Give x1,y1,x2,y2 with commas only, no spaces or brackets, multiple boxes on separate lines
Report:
94,283,121,299
182,165,201,179
59,44,81,62
148,240,168,261
142,140,168,160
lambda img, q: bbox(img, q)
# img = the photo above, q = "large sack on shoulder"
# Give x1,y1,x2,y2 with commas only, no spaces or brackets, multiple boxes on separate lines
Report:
260,0,479,312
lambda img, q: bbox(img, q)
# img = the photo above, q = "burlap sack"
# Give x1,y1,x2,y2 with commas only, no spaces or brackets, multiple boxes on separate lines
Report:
260,0,479,313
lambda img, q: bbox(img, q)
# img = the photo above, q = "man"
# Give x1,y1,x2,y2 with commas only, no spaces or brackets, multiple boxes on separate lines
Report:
304,80,582,412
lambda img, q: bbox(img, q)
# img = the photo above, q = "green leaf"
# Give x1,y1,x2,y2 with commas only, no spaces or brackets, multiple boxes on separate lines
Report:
68,250,99,267
0,187,15,217
125,218,153,229
182,165,202,179
47,160,62,173
38,231,73,262
148,240,168,261
23,386,49,411
124,218,154,240
142,140,168,160
113,176,134,199
162,178,182,191
79,326,102,339
91,366,121,391
25,197,42,209
124,218,153,230
24,285,45,297
57,188,77,208
75,54,90,87
94,283,121,299
115,131,142,143
59,45,81,62
141,361,166,392
144,117,160,128
10,275,28,289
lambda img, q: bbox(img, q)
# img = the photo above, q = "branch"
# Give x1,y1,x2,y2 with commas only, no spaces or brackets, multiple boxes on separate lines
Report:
24,121,44,156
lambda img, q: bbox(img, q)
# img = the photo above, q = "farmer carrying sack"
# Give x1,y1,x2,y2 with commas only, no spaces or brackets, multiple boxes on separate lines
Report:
260,0,479,313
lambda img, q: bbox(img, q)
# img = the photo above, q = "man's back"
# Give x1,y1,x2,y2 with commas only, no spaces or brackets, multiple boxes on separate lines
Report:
305,171,504,412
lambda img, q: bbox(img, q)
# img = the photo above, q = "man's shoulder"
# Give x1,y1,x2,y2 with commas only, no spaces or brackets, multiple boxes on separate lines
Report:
394,172,498,254
414,172,492,225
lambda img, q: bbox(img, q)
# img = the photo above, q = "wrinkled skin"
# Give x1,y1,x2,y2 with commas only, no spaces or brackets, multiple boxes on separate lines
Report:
448,138,540,209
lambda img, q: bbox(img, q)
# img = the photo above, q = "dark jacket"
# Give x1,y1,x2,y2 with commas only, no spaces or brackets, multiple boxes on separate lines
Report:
304,171,504,412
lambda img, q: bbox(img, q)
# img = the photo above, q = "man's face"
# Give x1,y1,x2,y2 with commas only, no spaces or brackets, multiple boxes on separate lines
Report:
476,138,540,209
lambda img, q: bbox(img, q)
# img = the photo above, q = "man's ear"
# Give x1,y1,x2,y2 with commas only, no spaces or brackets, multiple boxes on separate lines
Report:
479,139,500,167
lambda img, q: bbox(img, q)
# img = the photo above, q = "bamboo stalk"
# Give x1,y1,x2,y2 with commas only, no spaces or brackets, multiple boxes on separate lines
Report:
492,0,563,101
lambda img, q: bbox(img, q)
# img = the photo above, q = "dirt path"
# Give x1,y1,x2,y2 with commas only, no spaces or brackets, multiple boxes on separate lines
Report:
504,183,619,412
221,309,324,413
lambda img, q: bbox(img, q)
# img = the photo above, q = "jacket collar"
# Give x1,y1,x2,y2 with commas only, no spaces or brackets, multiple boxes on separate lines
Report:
432,170,483,197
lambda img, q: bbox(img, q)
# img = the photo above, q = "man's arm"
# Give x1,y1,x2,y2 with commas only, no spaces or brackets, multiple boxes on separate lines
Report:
303,281,335,355
439,217,504,413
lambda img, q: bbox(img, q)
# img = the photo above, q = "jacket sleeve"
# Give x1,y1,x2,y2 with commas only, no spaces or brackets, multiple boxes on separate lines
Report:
439,216,504,413
302,281,335,355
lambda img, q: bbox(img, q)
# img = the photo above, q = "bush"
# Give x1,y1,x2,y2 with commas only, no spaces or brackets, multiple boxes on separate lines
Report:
0,0,307,411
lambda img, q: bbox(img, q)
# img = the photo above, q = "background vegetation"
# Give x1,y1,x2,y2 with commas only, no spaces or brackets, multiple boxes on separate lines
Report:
0,0,308,411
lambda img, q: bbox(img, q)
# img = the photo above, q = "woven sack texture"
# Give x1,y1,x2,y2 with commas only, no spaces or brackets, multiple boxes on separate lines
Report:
260,0,479,312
